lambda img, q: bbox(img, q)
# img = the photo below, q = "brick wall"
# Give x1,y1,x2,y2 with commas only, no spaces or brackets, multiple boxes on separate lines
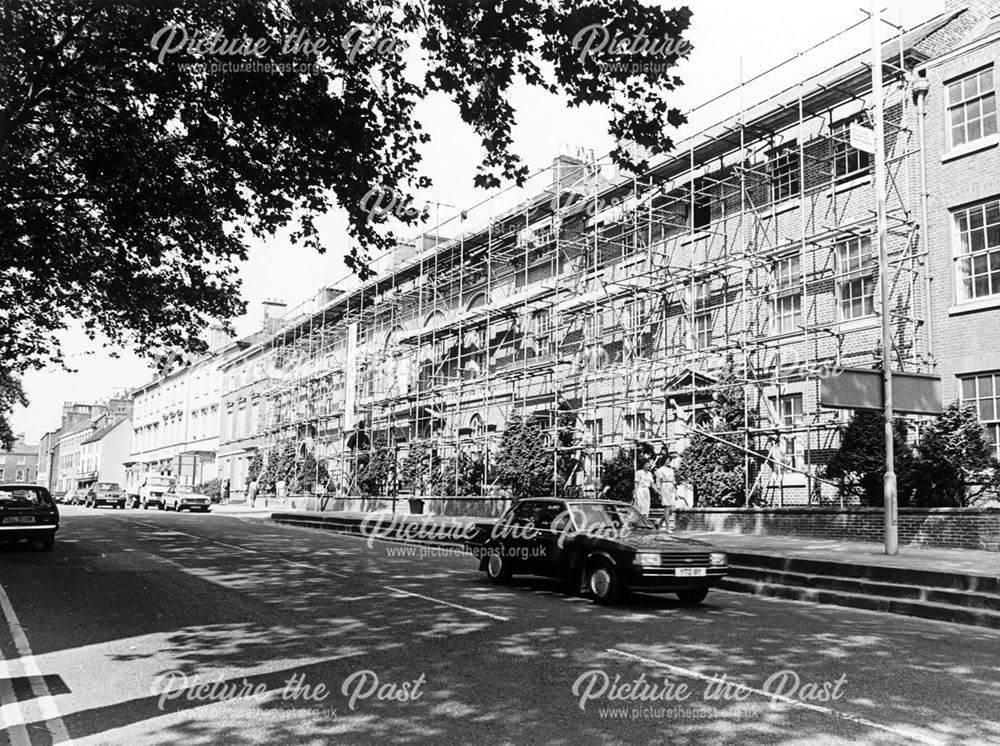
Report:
675,507,1000,550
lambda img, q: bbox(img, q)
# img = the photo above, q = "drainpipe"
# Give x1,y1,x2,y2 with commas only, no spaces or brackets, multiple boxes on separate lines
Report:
912,75,934,369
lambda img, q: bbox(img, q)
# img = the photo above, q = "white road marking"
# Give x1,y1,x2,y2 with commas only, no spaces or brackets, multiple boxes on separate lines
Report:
0,635,31,746
607,648,943,746
0,582,75,745
384,586,510,622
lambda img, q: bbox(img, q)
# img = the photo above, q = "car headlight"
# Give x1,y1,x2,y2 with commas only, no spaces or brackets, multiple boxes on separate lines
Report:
709,552,728,566
634,552,661,567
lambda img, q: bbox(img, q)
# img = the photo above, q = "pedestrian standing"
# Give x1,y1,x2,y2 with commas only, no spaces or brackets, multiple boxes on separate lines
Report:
633,458,654,518
247,477,258,508
655,452,678,532
222,478,231,504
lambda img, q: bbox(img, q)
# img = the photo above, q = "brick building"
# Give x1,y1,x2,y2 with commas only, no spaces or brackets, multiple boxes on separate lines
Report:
917,5,1000,459
233,4,1000,507
0,437,39,484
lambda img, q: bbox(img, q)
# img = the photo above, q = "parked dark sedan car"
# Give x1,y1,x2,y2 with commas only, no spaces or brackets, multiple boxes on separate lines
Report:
0,484,59,550
476,498,728,604
85,482,126,509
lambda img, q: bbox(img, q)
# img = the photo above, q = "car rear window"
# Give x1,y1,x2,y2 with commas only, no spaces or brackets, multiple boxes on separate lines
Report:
0,487,52,507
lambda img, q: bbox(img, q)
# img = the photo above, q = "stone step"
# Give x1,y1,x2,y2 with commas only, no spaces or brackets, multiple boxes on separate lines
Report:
728,551,1000,595
720,576,1000,630
729,564,1000,612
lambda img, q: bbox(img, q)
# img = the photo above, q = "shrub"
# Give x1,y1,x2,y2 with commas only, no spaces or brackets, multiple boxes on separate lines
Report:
496,414,554,500
600,443,657,504
823,409,915,507
197,478,221,501
676,359,755,507
911,402,1000,507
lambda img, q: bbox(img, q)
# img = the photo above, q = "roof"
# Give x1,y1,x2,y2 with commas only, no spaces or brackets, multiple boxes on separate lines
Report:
81,418,129,445
244,8,965,353
61,417,100,439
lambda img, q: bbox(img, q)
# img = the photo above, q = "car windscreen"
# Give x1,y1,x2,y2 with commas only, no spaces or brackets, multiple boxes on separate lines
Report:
0,487,51,507
175,485,196,493
571,503,654,532
95,483,120,491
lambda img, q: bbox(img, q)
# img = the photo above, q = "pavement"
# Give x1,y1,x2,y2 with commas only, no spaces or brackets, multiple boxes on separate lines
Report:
2,505,999,744
271,510,1000,580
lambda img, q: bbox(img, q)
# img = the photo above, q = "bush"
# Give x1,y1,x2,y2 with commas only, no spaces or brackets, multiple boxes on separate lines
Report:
676,359,755,507
600,443,657,504
354,437,396,497
823,409,915,507
197,478,221,501
496,414,554,500
911,402,1000,507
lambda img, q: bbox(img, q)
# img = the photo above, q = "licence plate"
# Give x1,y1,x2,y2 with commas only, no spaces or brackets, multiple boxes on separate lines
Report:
675,567,706,577
2,516,35,524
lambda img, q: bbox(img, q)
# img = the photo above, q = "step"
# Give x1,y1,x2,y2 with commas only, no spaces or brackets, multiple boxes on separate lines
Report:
720,577,1000,630
729,564,1000,613
729,551,1000,595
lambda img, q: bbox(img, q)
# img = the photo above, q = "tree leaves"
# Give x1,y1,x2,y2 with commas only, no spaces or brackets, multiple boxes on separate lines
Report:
1,0,690,436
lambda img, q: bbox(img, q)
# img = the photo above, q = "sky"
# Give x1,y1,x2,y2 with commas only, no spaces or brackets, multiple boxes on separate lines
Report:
11,0,945,444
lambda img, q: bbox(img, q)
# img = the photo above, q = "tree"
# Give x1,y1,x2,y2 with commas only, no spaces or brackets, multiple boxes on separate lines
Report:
0,371,27,451
600,442,656,504
676,361,754,507
823,410,915,507
1,1,692,438
496,414,553,500
354,437,396,497
911,402,1000,507
398,440,438,494
433,451,485,497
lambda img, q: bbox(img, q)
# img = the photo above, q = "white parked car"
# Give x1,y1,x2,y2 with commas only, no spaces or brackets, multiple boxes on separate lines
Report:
163,484,212,513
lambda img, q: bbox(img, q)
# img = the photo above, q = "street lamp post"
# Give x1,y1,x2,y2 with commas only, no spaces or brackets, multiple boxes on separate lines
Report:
870,1,898,555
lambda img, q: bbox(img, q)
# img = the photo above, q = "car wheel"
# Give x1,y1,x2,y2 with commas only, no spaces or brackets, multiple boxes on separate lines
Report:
486,552,512,584
40,535,55,551
158,503,165,511
676,588,709,605
587,560,622,604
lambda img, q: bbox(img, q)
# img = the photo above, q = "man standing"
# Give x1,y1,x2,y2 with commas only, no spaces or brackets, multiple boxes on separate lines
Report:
654,452,678,532
247,477,259,508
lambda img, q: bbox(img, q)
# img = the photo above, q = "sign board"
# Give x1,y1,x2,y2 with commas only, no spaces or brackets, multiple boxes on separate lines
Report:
820,368,942,415
849,123,876,154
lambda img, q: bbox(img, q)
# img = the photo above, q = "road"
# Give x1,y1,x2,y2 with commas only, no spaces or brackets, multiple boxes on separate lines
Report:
0,506,998,746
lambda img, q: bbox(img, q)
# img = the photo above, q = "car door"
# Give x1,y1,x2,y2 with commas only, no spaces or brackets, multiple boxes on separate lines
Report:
531,501,572,577
500,500,549,575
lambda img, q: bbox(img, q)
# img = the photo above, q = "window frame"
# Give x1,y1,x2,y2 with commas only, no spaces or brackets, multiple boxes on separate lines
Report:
946,65,997,150
835,236,876,322
952,198,1000,303
771,254,803,335
831,117,872,180
768,142,801,203
960,372,1000,461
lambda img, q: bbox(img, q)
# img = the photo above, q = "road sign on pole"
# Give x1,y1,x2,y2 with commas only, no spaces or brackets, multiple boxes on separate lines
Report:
820,368,942,415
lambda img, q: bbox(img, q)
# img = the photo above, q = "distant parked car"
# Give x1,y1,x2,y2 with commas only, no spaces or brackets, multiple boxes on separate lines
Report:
85,482,126,509
63,487,83,506
135,475,176,510
163,484,212,513
0,484,59,550
476,498,729,605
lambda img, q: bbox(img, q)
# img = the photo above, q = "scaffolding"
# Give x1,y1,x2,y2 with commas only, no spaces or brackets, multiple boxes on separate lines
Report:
249,8,953,509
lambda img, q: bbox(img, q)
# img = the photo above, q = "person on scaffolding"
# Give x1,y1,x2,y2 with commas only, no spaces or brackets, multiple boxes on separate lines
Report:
633,457,654,518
